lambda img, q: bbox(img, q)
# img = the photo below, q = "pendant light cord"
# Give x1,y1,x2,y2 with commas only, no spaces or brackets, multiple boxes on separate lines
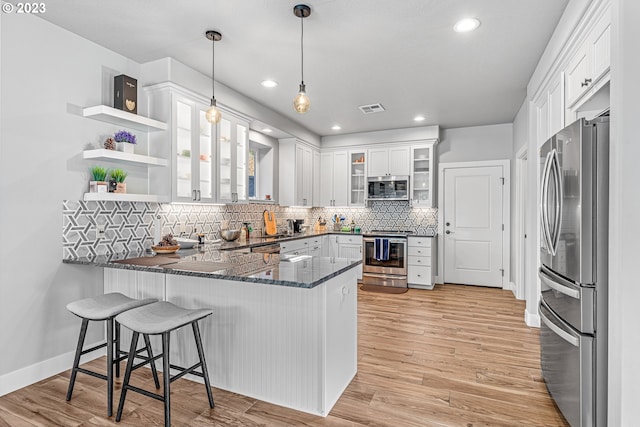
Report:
300,14,304,85
211,36,216,99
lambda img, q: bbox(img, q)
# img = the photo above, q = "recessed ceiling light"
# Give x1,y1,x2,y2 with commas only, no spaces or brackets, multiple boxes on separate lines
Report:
261,80,278,88
414,115,426,122
261,128,273,133
454,18,480,33
331,125,342,131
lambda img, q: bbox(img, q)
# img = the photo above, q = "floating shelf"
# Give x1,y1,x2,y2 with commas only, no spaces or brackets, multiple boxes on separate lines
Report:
82,105,167,132
83,149,168,166
83,193,170,202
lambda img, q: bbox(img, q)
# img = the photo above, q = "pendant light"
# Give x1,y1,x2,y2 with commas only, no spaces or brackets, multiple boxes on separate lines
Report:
293,4,311,114
205,30,222,124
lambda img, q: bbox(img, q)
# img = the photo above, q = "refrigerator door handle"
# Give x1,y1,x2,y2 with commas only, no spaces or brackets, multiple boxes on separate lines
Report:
540,151,554,254
540,267,580,299
540,303,580,347
550,149,563,255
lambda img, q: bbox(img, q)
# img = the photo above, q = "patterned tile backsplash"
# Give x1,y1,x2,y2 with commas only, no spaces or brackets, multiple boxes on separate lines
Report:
63,200,437,257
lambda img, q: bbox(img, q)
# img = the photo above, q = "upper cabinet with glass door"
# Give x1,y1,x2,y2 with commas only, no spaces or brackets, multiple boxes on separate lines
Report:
173,94,215,203
217,109,249,204
410,142,437,207
349,151,366,206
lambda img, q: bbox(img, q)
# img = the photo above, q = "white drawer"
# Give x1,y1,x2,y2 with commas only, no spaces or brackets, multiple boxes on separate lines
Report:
408,255,431,267
408,246,431,257
408,236,432,248
335,234,362,245
408,266,432,285
280,239,308,253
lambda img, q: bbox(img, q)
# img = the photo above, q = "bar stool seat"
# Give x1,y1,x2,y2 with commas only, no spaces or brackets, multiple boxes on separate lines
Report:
67,293,157,320
66,292,159,417
115,301,214,427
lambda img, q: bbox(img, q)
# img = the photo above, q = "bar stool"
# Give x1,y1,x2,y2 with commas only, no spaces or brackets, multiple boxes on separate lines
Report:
115,301,214,427
66,292,160,417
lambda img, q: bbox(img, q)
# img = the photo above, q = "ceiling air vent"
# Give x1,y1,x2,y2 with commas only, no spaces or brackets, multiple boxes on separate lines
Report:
358,103,385,114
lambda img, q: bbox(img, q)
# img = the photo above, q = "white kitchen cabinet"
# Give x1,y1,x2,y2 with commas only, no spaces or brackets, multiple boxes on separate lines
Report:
313,150,321,206
172,95,216,202
280,236,323,256
533,67,565,146
349,151,366,206
333,234,363,278
410,142,437,207
217,110,250,204
146,86,216,203
565,4,610,108
280,238,309,256
279,139,316,207
307,236,323,257
407,236,436,289
367,146,410,177
319,151,349,207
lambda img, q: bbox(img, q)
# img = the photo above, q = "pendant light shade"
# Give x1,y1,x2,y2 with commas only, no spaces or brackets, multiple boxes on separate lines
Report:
293,4,311,114
205,30,222,124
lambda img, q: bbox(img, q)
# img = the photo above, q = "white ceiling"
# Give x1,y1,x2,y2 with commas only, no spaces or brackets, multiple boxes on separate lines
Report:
38,0,568,138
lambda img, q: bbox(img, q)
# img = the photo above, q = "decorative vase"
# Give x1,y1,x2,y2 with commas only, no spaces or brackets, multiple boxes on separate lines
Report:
96,181,108,193
117,142,134,154
114,182,127,194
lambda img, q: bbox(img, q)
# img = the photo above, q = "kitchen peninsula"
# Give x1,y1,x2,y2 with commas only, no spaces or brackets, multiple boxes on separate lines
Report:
63,245,360,417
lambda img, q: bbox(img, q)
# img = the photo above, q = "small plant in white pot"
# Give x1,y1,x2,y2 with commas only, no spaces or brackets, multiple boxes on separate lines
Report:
113,130,136,154
110,168,128,193
89,166,109,193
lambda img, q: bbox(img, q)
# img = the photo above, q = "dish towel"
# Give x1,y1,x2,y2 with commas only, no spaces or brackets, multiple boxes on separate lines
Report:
374,238,390,261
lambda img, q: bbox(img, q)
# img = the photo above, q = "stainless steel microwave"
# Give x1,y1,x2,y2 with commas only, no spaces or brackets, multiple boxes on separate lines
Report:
367,176,410,201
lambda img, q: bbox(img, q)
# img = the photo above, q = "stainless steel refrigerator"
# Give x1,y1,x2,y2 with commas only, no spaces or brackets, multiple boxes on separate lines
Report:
538,116,608,427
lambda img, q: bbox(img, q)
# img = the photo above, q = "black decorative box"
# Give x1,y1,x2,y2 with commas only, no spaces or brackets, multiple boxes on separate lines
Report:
114,74,137,114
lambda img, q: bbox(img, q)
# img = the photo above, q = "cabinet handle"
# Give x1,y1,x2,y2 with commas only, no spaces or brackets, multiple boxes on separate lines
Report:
197,190,201,201
192,190,197,201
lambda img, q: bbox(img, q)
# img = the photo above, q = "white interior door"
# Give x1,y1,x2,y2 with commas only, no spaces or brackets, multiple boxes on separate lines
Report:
443,165,504,287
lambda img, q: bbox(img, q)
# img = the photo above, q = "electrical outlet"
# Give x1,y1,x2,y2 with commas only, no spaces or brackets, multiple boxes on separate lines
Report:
96,223,106,240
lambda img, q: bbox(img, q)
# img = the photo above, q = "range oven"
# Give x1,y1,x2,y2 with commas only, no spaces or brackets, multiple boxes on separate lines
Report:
362,231,409,288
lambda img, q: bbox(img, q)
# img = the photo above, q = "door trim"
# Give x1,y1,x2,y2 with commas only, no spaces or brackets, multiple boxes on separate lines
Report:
514,146,528,300
436,160,511,288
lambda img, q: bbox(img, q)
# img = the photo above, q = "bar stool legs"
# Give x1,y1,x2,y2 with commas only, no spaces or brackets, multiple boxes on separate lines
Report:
114,302,214,427
65,293,158,417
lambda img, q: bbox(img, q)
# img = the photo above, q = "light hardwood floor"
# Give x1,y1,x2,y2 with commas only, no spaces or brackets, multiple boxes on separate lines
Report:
0,284,569,426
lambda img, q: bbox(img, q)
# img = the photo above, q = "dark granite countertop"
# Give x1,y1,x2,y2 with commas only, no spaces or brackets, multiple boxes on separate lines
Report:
63,244,361,289
217,230,361,251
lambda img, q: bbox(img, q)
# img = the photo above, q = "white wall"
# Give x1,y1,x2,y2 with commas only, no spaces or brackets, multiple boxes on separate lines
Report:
608,0,640,423
511,101,529,298
321,125,439,148
438,123,513,164
0,13,132,389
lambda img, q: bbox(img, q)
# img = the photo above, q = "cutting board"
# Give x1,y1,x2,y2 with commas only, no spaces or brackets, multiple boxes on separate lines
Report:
263,210,277,236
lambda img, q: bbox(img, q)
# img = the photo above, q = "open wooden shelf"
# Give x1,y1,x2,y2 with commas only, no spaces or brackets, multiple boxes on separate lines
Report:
82,105,167,132
83,149,168,166
83,193,170,202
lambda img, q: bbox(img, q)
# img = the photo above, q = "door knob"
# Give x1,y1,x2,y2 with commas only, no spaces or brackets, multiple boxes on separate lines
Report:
446,222,450,226
446,230,452,234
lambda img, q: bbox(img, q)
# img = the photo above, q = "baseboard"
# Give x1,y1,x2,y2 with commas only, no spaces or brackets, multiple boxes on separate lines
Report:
525,309,541,328
503,281,515,293
0,342,104,397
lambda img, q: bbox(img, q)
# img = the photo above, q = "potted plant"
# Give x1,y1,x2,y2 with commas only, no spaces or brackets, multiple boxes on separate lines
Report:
89,166,109,193
113,130,137,154
110,168,128,193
